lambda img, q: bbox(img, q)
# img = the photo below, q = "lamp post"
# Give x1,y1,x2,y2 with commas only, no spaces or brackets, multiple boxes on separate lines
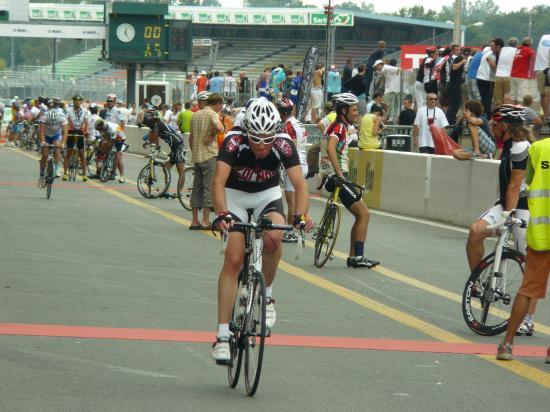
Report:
461,22,483,46
453,0,461,45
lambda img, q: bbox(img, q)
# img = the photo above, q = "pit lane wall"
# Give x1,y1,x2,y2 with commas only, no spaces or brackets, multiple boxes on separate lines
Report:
315,148,499,228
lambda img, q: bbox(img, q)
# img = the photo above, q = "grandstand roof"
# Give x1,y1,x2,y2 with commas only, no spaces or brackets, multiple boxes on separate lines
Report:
336,9,456,30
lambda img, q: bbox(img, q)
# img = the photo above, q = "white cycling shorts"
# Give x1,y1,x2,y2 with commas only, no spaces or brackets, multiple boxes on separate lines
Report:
479,204,529,255
225,186,283,223
283,164,308,192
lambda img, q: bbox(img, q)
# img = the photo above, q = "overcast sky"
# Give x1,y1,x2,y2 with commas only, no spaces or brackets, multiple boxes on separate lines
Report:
218,0,546,14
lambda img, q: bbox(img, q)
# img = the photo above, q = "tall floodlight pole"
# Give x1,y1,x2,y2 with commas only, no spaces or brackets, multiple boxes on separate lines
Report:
323,0,333,104
453,0,462,45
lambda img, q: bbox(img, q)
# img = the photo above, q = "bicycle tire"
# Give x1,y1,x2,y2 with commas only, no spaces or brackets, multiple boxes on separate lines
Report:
314,204,341,268
69,155,79,182
100,153,114,182
227,277,245,388
244,271,266,397
177,166,194,211
462,249,525,336
137,164,171,199
86,150,96,176
45,161,54,199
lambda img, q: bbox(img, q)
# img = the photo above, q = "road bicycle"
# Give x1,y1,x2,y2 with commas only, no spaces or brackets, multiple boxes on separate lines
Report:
100,140,128,183
20,122,34,151
137,143,171,199
313,178,364,268
221,211,302,397
38,144,57,199
462,210,526,336
85,140,98,176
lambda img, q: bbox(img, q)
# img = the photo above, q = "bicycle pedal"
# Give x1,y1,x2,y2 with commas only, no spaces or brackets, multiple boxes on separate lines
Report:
493,271,503,278
215,359,231,366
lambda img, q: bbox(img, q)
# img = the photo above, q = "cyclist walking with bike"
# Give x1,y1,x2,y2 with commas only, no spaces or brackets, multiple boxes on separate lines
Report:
91,119,126,183
211,97,313,364
319,93,380,268
142,109,187,197
63,95,89,182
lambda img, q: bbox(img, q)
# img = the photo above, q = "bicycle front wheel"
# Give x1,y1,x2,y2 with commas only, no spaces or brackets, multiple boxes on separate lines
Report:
244,271,266,397
45,161,54,199
137,164,170,199
314,204,341,268
177,166,194,211
100,154,114,182
227,277,245,388
462,249,524,336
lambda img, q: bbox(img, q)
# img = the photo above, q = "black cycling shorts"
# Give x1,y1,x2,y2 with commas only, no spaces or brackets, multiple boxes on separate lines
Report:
324,175,362,210
170,142,185,164
114,140,125,152
67,134,85,150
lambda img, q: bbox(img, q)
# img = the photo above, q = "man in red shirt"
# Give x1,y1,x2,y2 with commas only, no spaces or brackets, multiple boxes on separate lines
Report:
510,37,537,105
196,70,209,94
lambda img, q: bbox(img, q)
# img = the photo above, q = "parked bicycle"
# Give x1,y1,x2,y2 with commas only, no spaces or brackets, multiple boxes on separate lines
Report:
313,179,365,268
221,211,302,397
462,210,526,336
38,144,57,199
137,143,171,199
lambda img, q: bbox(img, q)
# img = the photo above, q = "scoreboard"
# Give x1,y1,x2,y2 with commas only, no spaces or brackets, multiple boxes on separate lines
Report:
107,3,192,63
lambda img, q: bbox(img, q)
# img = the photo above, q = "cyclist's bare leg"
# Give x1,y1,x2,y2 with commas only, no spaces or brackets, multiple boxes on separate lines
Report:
502,293,531,345
78,148,86,172
174,162,185,192
201,208,211,227
348,200,370,256
115,151,124,177
262,211,285,287
53,146,61,166
217,231,246,324
466,219,492,271
40,145,48,173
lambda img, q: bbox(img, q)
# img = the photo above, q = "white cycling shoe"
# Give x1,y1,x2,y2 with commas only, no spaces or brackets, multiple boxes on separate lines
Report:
266,298,276,329
212,337,230,365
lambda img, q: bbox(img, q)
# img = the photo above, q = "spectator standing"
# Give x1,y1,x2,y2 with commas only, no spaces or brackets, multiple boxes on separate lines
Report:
446,44,466,125
398,95,416,126
510,37,537,105
223,70,238,101
290,70,302,105
415,49,429,110
177,101,193,134
327,65,341,100
209,71,224,94
380,59,401,124
466,47,483,101
343,63,367,115
196,71,209,94
168,102,181,129
257,68,270,99
461,48,473,103
364,40,386,100
310,64,324,123
342,58,353,92
496,136,550,363
238,72,250,105
423,47,438,94
189,93,224,230
493,37,518,108
358,104,384,150
271,65,286,101
535,35,550,119
413,93,449,154
477,39,503,117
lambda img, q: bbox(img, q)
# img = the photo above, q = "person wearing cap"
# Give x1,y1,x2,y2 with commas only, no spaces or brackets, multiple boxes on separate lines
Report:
63,95,89,181
196,70,209,94
327,65,342,100
364,40,386,100
102,94,125,130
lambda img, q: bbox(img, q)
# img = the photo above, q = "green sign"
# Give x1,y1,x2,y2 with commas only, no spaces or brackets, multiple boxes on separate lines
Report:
181,13,193,20
235,14,248,24
216,14,230,23
290,15,304,24
271,15,285,24
31,9,43,18
79,11,91,20
47,10,59,19
253,15,267,24
310,13,354,26
198,13,212,23
63,11,75,19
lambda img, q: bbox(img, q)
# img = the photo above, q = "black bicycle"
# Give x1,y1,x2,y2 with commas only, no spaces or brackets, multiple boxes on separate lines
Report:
39,144,56,199
221,212,296,397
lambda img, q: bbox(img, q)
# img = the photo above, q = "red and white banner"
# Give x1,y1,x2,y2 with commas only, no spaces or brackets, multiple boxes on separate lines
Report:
400,45,432,70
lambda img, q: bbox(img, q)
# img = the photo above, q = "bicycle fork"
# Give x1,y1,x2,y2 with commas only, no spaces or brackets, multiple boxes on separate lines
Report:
487,235,512,305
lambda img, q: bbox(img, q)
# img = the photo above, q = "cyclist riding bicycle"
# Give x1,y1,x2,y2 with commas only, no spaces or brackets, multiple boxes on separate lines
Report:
142,108,187,197
275,98,309,243
63,95,89,182
319,93,380,268
38,107,68,184
211,97,313,364
91,118,127,183
466,105,536,335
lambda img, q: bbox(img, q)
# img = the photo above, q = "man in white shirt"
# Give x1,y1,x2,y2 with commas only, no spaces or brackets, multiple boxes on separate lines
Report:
412,93,449,154
476,38,503,117
380,59,401,124
493,37,518,107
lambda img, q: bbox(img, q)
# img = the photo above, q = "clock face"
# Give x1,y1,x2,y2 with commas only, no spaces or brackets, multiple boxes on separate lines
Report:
116,23,135,43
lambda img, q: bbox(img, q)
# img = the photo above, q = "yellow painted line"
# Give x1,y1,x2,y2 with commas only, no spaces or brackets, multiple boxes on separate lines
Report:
7,147,550,387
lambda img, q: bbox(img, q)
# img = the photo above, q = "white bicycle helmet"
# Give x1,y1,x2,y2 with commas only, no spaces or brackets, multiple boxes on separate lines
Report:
243,97,281,136
106,93,117,102
492,105,527,124
46,109,59,125
332,93,359,108
196,91,211,101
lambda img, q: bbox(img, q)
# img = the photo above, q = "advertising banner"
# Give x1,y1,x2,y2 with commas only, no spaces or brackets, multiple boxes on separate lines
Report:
296,45,320,122
310,13,354,26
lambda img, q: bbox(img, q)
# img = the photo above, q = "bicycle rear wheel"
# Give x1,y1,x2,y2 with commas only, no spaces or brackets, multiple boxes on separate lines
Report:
137,164,170,199
45,161,54,199
86,150,96,176
244,271,266,397
69,155,79,181
462,249,524,336
314,204,341,268
177,166,194,211
227,278,245,388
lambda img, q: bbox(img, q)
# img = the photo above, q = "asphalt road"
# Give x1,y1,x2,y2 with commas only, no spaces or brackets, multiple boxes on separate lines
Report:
0,146,548,411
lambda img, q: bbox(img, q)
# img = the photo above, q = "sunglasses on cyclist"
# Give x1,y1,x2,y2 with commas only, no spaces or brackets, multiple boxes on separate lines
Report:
248,133,276,145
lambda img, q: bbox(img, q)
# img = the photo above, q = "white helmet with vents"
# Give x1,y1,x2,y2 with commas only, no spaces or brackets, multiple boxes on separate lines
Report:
243,97,281,136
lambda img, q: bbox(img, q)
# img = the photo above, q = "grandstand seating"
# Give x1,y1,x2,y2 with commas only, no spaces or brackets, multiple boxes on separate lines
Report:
33,46,111,78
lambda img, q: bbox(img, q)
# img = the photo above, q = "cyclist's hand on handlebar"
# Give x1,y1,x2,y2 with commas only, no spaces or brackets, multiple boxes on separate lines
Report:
213,211,233,234
501,209,515,220
293,213,314,232
332,174,347,186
